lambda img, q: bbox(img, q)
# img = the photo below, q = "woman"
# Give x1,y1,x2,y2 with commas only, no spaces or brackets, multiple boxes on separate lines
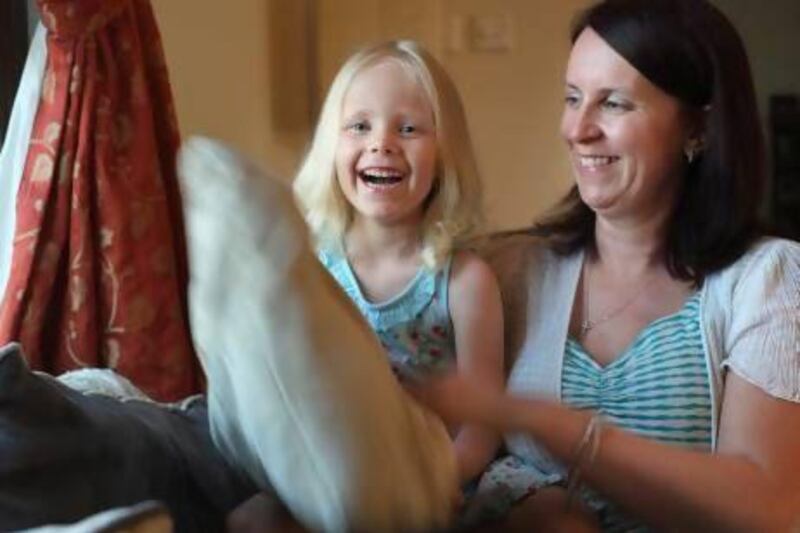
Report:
418,0,800,530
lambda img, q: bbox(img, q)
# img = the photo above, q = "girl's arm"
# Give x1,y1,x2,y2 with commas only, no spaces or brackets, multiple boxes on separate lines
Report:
417,373,800,531
447,251,505,484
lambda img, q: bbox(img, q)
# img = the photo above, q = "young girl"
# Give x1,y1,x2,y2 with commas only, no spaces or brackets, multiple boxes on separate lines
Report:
293,40,504,486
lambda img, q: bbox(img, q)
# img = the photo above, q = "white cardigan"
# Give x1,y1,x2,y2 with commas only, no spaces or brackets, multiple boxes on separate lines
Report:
484,235,800,471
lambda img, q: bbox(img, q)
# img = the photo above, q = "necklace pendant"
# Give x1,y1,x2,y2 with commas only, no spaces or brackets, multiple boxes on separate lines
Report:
579,319,593,338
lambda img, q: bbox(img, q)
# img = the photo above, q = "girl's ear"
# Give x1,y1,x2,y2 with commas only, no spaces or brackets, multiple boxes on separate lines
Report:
423,175,441,211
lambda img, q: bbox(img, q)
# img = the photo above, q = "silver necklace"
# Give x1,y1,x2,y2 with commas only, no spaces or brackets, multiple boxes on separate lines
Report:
579,261,652,339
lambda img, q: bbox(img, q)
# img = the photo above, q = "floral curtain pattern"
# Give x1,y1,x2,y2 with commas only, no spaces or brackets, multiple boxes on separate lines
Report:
0,0,200,400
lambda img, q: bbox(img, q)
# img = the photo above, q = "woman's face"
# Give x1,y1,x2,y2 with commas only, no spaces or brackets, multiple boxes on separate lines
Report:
560,28,693,222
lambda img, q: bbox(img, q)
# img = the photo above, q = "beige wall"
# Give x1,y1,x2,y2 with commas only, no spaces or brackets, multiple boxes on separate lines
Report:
152,1,300,179
154,1,590,229
439,0,591,230
152,1,799,231
316,0,591,230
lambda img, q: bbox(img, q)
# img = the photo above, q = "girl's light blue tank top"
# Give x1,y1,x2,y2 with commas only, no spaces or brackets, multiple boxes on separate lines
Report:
318,249,456,381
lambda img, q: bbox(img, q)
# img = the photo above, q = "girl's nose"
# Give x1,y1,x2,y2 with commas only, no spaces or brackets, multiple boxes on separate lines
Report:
369,131,397,154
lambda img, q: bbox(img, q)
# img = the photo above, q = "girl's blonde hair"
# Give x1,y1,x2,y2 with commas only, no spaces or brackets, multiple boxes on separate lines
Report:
293,40,483,269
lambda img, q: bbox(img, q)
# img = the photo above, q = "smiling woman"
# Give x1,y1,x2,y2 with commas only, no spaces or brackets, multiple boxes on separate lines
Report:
410,0,800,531
561,28,695,226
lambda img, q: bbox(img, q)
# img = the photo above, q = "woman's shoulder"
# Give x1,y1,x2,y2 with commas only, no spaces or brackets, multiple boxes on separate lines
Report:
710,237,800,289
708,238,800,402
704,237,800,320
469,230,570,287
738,237,800,264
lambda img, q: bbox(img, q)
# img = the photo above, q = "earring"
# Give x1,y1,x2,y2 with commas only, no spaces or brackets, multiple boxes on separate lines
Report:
684,138,704,165
685,146,697,164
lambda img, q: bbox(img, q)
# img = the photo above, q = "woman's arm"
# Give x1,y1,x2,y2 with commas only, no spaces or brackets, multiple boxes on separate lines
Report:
418,373,800,531
447,252,505,484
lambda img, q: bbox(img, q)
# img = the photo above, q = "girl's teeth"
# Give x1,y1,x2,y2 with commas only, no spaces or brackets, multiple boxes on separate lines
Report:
363,169,402,178
360,169,404,185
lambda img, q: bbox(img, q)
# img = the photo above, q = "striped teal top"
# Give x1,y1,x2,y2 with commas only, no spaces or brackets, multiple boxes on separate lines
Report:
562,292,711,530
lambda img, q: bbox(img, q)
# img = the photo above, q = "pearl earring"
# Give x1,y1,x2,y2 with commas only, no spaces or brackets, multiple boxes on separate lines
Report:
684,139,704,165
685,146,697,164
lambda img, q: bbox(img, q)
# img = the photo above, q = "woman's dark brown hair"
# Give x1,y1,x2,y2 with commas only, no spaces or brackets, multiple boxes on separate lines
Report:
534,0,765,284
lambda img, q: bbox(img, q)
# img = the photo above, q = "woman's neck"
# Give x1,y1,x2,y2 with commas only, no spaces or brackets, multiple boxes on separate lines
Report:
593,212,669,276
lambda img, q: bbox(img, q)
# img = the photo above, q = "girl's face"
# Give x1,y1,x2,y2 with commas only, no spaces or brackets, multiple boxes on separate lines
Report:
560,28,692,223
335,59,437,228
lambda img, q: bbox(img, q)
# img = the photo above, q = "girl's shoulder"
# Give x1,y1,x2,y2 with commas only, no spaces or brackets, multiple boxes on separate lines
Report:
450,248,492,277
448,249,502,302
316,243,347,268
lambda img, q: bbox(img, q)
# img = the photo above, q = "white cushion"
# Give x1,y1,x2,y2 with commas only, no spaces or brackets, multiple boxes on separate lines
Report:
24,501,172,533
178,137,458,532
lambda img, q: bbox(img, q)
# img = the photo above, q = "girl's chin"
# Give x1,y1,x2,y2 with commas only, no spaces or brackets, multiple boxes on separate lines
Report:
353,209,424,227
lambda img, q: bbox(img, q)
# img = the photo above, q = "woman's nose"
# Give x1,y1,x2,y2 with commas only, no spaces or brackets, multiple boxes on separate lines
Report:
563,108,602,144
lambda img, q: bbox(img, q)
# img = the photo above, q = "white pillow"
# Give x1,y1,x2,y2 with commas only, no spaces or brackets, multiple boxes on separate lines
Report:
178,137,458,532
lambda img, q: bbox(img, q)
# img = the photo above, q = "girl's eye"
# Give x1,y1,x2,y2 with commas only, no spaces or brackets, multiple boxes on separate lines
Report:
564,94,580,107
399,124,416,135
347,121,369,133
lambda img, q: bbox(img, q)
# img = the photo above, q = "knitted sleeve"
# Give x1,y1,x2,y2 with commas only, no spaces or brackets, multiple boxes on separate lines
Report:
723,239,800,402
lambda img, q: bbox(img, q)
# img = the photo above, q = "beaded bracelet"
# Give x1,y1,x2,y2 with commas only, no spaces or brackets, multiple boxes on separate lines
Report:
565,413,604,511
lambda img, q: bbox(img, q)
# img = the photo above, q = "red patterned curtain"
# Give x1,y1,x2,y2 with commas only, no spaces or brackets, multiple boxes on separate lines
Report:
0,0,201,400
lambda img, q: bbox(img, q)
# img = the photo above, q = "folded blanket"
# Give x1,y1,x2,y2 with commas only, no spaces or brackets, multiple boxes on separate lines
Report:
0,343,255,531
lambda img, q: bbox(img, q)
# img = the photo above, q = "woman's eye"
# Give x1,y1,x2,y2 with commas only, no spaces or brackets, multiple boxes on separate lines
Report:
399,124,417,135
564,94,580,107
602,99,630,111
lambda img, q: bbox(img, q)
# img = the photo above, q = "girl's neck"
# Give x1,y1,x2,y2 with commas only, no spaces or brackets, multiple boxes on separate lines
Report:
345,217,423,263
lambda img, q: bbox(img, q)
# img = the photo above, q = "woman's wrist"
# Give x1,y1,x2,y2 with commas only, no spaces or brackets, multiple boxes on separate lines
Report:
486,396,599,460
565,414,604,510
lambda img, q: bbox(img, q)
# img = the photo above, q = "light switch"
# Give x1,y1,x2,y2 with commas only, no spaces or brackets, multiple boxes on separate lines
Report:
469,13,513,53
446,14,469,53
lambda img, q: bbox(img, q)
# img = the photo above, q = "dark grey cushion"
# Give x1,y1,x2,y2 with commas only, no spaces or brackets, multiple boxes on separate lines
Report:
0,343,256,531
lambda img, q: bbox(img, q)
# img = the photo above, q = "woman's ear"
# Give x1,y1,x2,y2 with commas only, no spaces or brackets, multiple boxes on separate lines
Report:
684,106,710,164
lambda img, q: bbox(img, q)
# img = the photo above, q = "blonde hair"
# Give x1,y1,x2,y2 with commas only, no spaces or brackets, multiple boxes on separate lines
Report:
293,40,483,269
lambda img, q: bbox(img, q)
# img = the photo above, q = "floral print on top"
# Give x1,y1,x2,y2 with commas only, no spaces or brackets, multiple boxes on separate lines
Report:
318,249,455,381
